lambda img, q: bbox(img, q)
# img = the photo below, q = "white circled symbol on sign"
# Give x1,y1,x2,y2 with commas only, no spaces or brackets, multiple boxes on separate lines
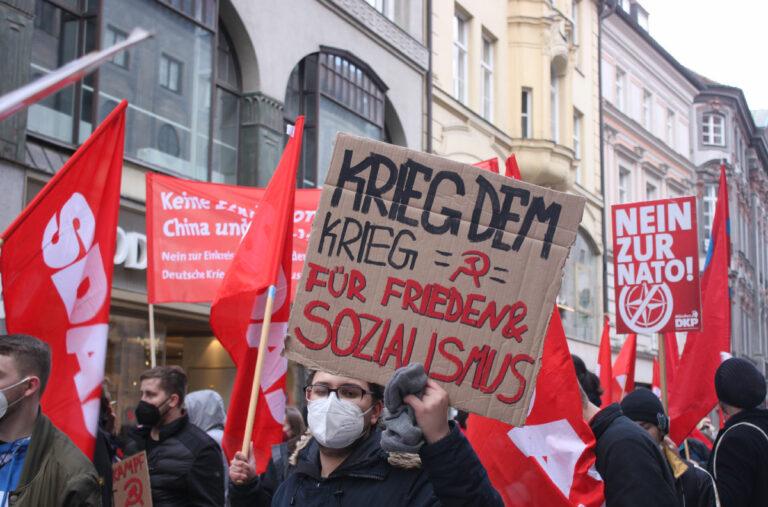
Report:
618,282,673,334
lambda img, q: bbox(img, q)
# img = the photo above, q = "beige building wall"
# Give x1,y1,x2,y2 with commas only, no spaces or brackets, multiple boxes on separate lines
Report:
431,0,605,359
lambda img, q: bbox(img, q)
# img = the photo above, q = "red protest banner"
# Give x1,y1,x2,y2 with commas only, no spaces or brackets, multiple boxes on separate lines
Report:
611,196,701,334
146,173,320,304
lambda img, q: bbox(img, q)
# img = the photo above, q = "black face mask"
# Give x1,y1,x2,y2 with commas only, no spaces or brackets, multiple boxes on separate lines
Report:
135,397,170,427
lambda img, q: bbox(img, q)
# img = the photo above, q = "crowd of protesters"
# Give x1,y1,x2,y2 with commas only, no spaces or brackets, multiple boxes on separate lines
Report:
1,332,766,506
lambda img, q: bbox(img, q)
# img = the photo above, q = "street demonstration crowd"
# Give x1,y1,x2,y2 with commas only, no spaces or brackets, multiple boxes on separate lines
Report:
1,333,767,506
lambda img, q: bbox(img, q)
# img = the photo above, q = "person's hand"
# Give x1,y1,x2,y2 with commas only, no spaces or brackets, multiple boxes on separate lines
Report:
404,379,451,444
663,436,681,457
229,442,256,485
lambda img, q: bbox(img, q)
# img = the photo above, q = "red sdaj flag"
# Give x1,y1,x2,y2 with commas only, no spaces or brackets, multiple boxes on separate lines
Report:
651,332,679,399
505,155,522,180
668,164,731,444
210,117,304,472
597,316,613,406
610,333,637,403
1,101,126,458
466,309,604,506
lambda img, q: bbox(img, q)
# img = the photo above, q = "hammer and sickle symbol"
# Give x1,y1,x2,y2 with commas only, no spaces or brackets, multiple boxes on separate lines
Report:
124,477,144,506
449,250,491,288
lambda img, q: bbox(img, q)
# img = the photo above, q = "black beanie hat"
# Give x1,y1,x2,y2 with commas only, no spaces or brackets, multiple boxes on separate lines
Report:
715,357,767,409
620,388,665,428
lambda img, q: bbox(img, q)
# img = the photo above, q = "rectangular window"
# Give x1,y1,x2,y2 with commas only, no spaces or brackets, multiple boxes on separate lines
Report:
159,53,183,93
666,108,675,147
702,113,725,146
27,1,96,144
702,183,717,252
521,88,532,138
571,0,579,46
453,13,468,104
106,25,129,68
573,109,582,159
551,74,559,143
481,35,494,121
99,0,214,180
642,89,652,130
645,180,658,201
615,68,626,111
618,167,631,203
573,110,583,183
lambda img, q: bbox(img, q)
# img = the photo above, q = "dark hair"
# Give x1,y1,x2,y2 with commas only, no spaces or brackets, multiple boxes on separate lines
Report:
0,334,51,394
571,355,603,407
285,406,306,437
305,370,384,400
140,365,187,403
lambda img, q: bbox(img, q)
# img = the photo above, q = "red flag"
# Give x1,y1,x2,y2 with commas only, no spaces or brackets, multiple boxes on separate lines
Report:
210,117,304,472
597,316,613,406
474,158,500,173
610,333,637,402
651,333,679,399
505,155,522,180
668,164,731,444
466,309,604,506
1,101,126,458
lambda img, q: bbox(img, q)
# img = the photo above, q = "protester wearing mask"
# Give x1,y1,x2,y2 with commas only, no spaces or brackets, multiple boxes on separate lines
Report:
581,385,679,507
124,366,224,506
0,334,99,506
709,357,768,507
228,367,503,507
621,388,719,507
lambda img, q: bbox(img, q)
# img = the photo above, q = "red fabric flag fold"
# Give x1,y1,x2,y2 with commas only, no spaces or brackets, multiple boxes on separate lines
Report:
210,117,304,472
1,101,127,458
610,333,637,403
466,310,604,507
597,316,613,406
668,164,731,444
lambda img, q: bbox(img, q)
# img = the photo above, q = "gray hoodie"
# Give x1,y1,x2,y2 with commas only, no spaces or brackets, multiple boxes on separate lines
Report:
186,390,228,499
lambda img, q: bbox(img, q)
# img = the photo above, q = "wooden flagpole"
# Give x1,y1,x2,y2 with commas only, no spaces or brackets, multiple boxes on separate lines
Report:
241,285,277,455
148,303,157,368
659,333,669,413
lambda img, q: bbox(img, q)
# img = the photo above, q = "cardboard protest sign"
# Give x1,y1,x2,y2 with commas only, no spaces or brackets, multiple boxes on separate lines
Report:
285,134,586,425
113,451,152,507
612,196,701,334
146,173,321,303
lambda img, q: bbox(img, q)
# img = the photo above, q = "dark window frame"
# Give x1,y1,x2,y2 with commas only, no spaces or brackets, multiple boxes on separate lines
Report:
159,52,184,94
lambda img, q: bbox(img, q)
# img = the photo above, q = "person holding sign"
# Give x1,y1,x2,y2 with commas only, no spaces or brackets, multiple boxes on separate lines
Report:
124,366,224,506
228,367,503,507
0,334,100,506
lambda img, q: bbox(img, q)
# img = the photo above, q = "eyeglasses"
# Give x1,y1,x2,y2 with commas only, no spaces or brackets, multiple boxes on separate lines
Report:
304,384,371,401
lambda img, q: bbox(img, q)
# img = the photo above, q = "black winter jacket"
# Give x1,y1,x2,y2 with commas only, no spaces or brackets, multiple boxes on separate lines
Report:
229,422,502,507
124,415,224,507
676,460,719,507
708,408,768,507
590,403,680,507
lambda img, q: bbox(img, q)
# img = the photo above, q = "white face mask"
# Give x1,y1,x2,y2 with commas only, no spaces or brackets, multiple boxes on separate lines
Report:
0,377,31,420
307,393,373,449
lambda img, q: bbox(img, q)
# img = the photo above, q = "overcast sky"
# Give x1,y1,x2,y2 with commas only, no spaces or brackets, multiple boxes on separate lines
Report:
639,0,768,112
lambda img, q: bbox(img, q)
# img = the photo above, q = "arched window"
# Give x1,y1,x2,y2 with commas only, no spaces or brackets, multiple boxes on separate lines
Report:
285,49,388,188
559,230,600,342
702,113,725,146
212,26,242,183
158,124,180,156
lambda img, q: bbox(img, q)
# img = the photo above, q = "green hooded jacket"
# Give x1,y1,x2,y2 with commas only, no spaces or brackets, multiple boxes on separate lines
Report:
6,412,100,507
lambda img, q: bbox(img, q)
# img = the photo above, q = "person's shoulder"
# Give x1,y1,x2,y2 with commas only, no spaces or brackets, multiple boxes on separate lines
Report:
177,417,220,454
48,424,98,477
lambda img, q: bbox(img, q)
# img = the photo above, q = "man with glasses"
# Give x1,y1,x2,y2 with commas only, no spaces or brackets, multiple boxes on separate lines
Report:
229,368,503,506
0,334,99,506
